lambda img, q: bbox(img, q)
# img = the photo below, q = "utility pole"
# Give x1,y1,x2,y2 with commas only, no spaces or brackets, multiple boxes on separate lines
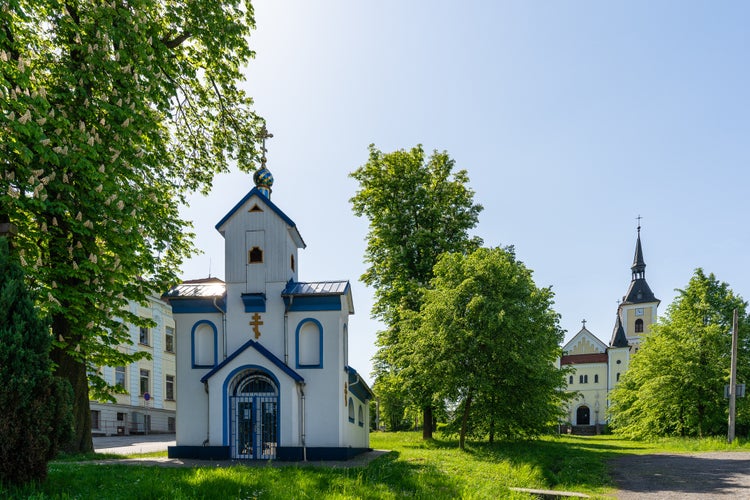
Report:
728,308,738,444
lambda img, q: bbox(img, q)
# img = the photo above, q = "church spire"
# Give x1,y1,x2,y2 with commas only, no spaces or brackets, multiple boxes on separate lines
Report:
631,216,646,281
253,124,274,199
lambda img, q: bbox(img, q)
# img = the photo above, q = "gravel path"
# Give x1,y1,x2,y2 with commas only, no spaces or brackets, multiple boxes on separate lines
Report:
611,452,750,499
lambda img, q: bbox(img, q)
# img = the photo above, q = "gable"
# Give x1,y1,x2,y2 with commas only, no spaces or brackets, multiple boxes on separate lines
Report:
215,187,305,248
562,328,607,355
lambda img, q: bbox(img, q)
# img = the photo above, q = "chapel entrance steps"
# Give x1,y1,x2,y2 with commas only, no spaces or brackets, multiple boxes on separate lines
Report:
559,424,598,436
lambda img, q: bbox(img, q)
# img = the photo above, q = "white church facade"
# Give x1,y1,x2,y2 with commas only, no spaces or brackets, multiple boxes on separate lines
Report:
165,156,373,460
558,226,659,432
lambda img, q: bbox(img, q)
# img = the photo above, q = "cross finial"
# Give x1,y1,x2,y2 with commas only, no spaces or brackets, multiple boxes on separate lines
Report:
582,319,587,329
259,124,274,167
636,214,642,233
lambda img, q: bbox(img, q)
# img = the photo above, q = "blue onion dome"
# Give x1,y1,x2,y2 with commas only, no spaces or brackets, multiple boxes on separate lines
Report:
253,165,274,198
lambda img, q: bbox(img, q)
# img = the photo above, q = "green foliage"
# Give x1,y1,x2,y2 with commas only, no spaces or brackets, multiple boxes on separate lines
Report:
0,238,73,486
0,0,262,450
609,269,750,439
411,247,570,445
350,144,483,431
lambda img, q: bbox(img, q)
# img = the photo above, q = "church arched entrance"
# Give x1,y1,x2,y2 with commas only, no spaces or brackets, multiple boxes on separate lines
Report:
576,405,590,426
229,370,278,459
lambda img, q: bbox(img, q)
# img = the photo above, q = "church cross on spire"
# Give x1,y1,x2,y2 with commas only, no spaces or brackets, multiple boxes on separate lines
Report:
582,319,587,329
259,124,274,168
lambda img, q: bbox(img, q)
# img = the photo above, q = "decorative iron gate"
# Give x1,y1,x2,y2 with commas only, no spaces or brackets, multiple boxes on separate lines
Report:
230,374,278,459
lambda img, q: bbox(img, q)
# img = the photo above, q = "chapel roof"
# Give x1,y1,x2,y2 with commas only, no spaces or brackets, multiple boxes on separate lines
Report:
609,313,629,348
282,280,350,296
163,277,225,298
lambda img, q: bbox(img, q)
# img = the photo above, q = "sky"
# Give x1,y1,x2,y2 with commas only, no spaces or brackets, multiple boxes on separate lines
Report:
180,1,750,385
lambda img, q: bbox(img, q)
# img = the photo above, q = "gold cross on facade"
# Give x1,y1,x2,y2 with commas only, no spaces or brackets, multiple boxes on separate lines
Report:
249,313,264,339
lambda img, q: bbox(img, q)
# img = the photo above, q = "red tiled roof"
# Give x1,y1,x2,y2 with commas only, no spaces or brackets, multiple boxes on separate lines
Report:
561,353,608,365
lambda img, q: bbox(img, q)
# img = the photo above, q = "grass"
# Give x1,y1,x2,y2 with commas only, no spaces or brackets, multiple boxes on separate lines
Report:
1,432,748,499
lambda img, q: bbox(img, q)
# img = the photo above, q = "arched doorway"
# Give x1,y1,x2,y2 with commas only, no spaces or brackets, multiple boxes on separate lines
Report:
576,405,590,426
229,371,278,459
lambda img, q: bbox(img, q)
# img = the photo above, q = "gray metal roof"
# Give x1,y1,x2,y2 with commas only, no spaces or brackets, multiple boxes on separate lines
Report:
282,280,350,296
164,277,226,298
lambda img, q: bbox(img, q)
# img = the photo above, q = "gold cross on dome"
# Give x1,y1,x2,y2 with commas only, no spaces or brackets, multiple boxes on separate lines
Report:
249,313,264,339
258,124,273,166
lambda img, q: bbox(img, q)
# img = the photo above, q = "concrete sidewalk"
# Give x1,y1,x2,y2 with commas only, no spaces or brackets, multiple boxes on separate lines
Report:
93,433,175,455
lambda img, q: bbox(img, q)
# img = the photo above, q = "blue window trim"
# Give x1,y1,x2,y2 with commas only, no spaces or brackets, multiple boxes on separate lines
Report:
348,397,355,423
295,318,323,369
358,405,364,427
221,365,282,447
191,320,218,368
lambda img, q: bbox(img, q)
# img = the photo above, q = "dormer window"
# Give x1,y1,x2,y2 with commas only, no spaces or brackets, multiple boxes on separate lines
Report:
249,246,263,264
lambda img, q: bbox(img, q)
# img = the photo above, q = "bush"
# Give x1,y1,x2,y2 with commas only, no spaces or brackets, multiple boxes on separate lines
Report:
0,238,73,485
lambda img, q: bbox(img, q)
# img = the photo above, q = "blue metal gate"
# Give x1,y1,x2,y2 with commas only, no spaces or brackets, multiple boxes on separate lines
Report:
230,374,278,459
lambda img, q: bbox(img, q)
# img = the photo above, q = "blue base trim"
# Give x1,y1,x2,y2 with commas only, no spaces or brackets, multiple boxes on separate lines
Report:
276,447,372,461
168,445,230,460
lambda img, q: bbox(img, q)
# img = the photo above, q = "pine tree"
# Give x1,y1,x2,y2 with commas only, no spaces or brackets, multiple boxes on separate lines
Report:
0,237,73,485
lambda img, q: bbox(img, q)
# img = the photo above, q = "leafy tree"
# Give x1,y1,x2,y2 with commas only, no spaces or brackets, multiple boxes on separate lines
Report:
407,247,568,449
1,1,263,451
350,144,483,438
608,269,750,439
0,237,73,485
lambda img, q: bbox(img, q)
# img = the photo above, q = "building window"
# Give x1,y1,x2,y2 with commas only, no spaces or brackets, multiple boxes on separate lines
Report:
594,374,599,383
192,320,217,367
139,326,150,346
115,366,126,388
296,319,323,368
343,324,349,367
168,417,176,432
616,372,621,382
140,369,150,396
91,410,101,430
165,326,175,353
635,319,644,333
579,374,588,384
290,254,295,271
117,412,126,422
249,246,263,263
348,397,355,423
569,375,574,384
165,374,175,401
358,405,364,427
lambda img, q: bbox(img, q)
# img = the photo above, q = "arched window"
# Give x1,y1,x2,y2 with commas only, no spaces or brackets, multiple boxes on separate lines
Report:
348,397,355,423
290,254,295,271
569,375,574,384
594,374,599,383
249,246,263,263
343,324,349,367
192,320,217,367
296,319,323,368
635,319,644,333
358,405,364,427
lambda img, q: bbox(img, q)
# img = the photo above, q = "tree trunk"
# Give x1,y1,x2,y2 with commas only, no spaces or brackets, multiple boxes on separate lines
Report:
422,405,433,439
50,314,93,454
459,392,473,450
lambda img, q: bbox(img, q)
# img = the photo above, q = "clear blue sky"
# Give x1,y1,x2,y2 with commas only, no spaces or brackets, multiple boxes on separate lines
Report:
181,1,750,385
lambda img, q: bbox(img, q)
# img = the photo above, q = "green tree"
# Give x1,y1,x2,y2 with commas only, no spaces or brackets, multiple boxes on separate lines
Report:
411,247,568,449
608,269,750,439
0,237,73,485
350,144,483,438
1,1,263,451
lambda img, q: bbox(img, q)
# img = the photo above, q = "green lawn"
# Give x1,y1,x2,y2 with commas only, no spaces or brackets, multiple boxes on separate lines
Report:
2,432,748,499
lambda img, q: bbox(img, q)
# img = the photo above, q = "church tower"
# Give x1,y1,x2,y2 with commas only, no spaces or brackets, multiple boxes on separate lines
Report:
617,222,659,349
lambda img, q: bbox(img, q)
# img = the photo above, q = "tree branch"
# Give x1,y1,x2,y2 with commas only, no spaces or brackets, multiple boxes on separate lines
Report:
162,31,192,49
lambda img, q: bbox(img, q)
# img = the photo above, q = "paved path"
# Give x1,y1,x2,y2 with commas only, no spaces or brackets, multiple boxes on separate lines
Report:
93,433,175,455
611,452,750,499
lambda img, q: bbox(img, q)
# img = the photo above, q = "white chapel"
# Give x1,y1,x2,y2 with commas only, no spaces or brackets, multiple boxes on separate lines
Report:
165,146,373,460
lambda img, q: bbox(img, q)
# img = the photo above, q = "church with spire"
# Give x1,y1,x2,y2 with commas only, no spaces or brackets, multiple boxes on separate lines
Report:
164,128,373,460
558,223,659,432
